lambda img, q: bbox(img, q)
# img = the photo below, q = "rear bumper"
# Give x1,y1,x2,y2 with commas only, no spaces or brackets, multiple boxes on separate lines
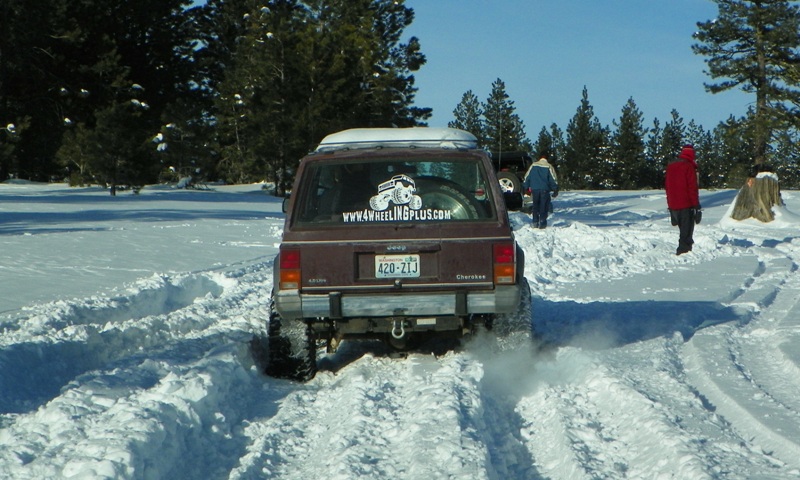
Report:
273,285,521,320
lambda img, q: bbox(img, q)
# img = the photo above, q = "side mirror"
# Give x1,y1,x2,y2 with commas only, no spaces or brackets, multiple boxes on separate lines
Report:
282,195,291,214
503,191,523,211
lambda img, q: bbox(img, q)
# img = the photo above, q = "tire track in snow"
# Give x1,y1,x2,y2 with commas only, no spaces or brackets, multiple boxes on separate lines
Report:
0,338,263,479
685,330,800,470
513,213,793,477
514,346,727,479
519,239,797,478
0,272,234,414
228,277,541,479
230,352,503,479
459,332,544,479
0,261,280,478
609,335,786,477
684,249,800,470
516,328,787,478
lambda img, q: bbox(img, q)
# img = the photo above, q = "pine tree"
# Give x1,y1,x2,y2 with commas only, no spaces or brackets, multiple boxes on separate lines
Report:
86,101,153,195
660,110,686,168
693,0,800,165
151,98,215,185
23,0,206,191
482,78,530,155
644,119,663,189
548,123,566,177
682,120,722,188
2,0,432,189
610,98,647,189
564,87,607,189
449,90,485,143
202,0,277,184
0,0,71,181
685,120,718,188
209,0,430,189
533,127,554,160
642,109,688,190
245,0,310,191
301,0,429,132
366,0,431,126
773,127,800,187
714,115,758,186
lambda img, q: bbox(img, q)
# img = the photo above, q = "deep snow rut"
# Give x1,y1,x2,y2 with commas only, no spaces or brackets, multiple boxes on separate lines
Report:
0,273,235,413
231,352,516,479
517,346,714,479
0,261,276,479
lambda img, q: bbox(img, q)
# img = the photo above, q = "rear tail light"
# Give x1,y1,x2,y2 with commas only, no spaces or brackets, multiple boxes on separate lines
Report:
279,249,301,289
493,243,516,285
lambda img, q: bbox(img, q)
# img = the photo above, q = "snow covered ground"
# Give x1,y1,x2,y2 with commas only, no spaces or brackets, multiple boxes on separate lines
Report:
2,181,800,479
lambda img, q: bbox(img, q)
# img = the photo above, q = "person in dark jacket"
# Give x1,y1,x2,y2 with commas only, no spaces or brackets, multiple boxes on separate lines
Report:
665,145,701,255
522,156,559,229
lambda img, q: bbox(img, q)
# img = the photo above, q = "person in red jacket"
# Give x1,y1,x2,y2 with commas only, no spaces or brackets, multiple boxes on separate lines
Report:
665,145,701,255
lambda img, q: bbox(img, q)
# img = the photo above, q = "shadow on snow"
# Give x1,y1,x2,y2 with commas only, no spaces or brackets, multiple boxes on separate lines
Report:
533,296,748,350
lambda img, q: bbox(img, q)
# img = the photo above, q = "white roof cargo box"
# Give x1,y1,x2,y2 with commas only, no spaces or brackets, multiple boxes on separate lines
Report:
315,127,478,152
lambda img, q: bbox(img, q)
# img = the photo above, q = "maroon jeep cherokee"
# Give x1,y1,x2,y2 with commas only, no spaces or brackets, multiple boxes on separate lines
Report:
265,128,530,380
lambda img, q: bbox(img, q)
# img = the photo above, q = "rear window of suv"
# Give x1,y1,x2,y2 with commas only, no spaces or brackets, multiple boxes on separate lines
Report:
293,156,497,225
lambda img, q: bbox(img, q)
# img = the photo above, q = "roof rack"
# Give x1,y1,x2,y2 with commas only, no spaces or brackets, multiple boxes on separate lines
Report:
315,127,478,152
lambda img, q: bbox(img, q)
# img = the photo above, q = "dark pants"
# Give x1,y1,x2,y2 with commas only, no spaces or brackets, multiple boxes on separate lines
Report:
531,190,552,228
674,208,695,254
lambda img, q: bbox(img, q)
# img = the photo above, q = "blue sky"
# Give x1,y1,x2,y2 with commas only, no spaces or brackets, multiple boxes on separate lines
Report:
403,0,753,136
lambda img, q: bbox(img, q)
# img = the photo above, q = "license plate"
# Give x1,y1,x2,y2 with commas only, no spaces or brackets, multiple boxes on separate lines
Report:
375,254,420,278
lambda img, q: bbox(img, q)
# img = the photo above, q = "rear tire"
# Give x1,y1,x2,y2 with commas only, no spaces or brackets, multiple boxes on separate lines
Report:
497,172,521,193
265,300,317,381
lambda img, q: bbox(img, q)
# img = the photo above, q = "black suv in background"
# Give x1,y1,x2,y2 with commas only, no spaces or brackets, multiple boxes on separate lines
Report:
490,151,532,195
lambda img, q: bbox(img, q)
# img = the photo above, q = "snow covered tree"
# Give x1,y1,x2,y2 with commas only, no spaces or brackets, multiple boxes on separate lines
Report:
693,0,800,166
3,0,429,188
449,90,485,143
210,0,311,189
482,78,531,155
151,98,213,185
